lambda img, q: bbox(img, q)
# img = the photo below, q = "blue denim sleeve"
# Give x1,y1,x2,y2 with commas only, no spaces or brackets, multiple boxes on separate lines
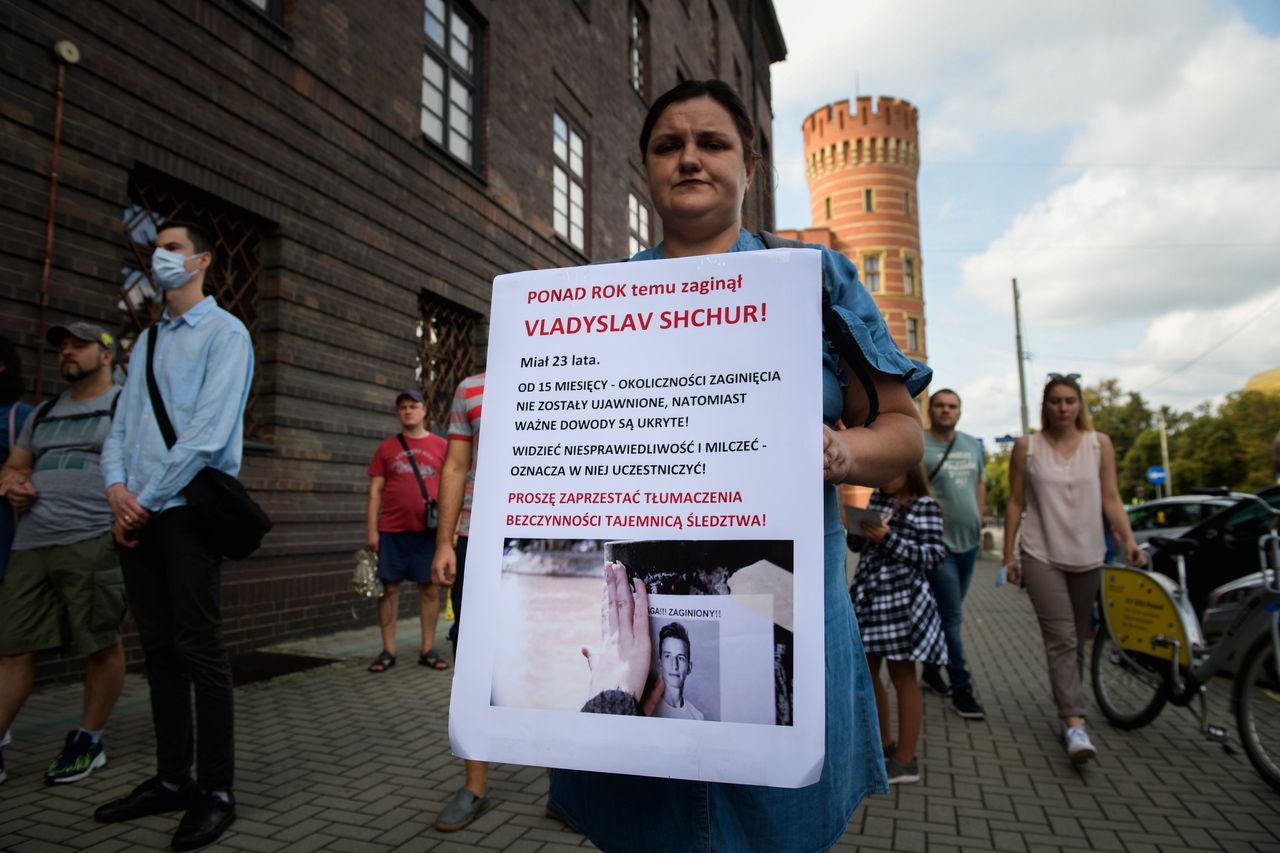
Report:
820,246,932,397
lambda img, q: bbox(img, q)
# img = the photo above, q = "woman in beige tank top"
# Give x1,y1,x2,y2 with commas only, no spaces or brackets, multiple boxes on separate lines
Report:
1002,375,1145,765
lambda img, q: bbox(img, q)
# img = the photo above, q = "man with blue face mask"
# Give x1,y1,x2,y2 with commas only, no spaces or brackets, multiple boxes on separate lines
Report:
96,221,253,851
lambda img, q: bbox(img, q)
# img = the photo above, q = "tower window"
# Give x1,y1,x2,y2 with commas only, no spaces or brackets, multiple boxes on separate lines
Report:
903,257,915,295
904,191,912,216
824,197,832,220
864,255,880,293
864,188,874,212
907,317,920,353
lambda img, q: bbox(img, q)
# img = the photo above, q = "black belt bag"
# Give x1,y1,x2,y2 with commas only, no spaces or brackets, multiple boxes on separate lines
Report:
144,326,272,560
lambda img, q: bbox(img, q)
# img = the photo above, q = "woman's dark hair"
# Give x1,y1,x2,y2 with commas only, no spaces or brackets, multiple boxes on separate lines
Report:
1040,376,1093,432
639,79,760,177
0,335,23,405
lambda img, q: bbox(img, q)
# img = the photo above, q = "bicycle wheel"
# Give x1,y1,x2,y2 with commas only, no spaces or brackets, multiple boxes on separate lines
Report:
1091,622,1170,729
1234,636,1280,793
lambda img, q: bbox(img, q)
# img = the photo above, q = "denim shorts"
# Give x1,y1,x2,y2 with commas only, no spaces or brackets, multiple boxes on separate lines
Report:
377,530,436,583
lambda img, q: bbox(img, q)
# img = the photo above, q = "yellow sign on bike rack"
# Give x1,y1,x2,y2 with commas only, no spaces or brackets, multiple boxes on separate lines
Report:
1101,566,1191,666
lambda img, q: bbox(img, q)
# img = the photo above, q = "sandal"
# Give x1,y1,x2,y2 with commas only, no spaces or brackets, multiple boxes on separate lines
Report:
419,649,450,670
368,650,396,673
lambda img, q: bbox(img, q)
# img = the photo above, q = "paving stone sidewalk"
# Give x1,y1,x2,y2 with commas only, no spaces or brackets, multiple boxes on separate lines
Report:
2,556,1278,852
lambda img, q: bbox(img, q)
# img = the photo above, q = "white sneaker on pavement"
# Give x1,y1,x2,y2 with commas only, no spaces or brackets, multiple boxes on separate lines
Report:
1063,725,1097,765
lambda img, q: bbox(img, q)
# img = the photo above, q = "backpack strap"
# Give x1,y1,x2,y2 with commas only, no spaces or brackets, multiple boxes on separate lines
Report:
29,398,57,433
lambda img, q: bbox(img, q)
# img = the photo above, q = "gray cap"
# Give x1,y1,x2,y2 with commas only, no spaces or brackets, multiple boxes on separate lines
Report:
46,321,114,349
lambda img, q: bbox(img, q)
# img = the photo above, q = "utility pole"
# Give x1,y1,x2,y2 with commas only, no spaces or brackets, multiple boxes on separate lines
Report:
1012,278,1030,435
1157,410,1174,496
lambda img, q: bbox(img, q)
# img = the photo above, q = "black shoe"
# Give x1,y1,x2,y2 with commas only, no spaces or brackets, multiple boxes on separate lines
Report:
172,791,236,851
95,776,197,823
952,690,986,720
921,667,951,697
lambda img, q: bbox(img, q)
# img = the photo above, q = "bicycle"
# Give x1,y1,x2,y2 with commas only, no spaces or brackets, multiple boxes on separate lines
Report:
1091,494,1280,791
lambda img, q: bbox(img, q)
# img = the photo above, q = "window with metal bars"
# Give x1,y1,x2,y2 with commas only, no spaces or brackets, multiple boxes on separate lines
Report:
118,171,266,437
416,289,482,431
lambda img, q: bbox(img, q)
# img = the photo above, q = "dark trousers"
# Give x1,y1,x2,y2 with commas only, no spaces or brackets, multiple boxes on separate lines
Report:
922,547,979,693
118,507,234,790
447,535,468,656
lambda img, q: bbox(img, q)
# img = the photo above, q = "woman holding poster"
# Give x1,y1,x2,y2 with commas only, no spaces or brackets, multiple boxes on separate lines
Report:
548,79,932,852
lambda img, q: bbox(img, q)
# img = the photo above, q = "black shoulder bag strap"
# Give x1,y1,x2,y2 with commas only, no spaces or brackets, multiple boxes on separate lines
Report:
144,326,179,450
758,231,880,427
396,434,438,531
927,436,956,481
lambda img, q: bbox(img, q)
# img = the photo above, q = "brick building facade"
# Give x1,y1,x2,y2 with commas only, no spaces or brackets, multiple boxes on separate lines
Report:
1,0,785,680
778,95,925,364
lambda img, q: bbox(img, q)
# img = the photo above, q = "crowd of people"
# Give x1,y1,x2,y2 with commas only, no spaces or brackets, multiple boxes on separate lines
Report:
0,77,1152,851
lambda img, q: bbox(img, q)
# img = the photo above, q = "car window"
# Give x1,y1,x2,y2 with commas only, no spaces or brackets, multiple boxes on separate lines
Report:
1224,496,1280,540
1128,507,1152,531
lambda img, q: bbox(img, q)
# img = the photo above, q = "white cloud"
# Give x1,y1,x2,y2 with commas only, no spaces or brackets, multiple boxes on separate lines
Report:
960,18,1280,324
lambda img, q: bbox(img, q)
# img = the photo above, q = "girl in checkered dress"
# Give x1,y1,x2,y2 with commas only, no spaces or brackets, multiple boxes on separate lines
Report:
851,463,948,783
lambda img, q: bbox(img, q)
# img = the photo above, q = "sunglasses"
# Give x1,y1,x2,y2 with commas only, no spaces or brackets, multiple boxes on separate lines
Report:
1048,372,1081,382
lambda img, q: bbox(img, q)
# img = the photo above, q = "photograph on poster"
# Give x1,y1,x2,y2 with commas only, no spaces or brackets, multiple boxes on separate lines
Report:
490,539,792,726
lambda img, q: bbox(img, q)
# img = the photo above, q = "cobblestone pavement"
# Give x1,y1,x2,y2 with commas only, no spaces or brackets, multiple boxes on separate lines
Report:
2,556,1278,852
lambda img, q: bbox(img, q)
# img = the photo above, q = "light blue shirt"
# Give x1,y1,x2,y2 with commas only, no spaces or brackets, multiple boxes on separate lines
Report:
102,296,254,513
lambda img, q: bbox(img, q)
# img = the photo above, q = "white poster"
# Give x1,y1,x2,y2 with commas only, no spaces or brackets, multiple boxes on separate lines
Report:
451,249,826,788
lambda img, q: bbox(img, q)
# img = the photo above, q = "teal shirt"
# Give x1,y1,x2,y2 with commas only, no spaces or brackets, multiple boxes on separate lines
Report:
924,430,985,553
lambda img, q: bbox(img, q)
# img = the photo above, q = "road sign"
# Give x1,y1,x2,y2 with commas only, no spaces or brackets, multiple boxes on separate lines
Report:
1146,465,1167,485
994,434,1018,444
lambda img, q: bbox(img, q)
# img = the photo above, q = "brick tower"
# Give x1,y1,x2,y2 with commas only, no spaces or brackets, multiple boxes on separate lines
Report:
779,96,925,365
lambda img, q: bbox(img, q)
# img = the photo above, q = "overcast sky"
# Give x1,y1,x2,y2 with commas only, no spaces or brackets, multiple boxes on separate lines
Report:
770,0,1280,443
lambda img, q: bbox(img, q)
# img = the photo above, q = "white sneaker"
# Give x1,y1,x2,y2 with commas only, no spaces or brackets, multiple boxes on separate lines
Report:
1063,725,1097,765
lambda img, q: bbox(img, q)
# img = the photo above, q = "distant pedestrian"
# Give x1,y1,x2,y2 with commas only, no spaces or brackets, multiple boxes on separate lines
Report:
851,463,947,785
1003,374,1145,765
0,323,124,786
920,388,987,720
95,221,253,850
365,388,448,673
430,371,493,831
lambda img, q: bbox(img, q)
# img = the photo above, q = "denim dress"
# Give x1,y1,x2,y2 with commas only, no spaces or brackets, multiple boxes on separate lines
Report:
548,231,932,852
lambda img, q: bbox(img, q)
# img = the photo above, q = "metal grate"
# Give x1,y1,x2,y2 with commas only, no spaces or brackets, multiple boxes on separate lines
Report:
417,289,481,431
118,177,263,436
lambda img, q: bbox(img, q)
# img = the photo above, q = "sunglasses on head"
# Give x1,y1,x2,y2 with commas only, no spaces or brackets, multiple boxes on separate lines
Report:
1048,372,1081,382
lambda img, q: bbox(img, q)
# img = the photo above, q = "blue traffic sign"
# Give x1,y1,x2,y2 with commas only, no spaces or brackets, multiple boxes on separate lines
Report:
1146,465,1167,485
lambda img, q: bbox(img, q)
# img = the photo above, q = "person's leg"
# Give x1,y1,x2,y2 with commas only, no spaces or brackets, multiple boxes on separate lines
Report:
464,759,488,797
448,535,468,657
0,653,37,734
119,525,194,786
52,533,128,732
418,582,441,656
153,509,234,793
923,553,961,691
1019,554,1080,722
864,653,890,751
0,548,60,734
887,659,922,762
1063,568,1102,726
378,582,401,657
82,643,126,731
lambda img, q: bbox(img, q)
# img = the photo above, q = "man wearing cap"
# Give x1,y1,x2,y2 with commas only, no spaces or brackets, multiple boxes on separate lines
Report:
365,387,449,673
0,321,125,785
94,221,252,851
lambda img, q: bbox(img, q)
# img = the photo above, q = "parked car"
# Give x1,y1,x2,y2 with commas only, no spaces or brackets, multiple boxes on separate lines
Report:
1146,485,1280,617
1126,490,1250,546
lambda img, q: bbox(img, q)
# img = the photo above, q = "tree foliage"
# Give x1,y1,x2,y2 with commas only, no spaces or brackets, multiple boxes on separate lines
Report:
1083,381,1280,499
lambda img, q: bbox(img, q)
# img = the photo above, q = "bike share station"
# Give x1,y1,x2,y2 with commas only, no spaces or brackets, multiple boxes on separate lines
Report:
1093,496,1280,791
